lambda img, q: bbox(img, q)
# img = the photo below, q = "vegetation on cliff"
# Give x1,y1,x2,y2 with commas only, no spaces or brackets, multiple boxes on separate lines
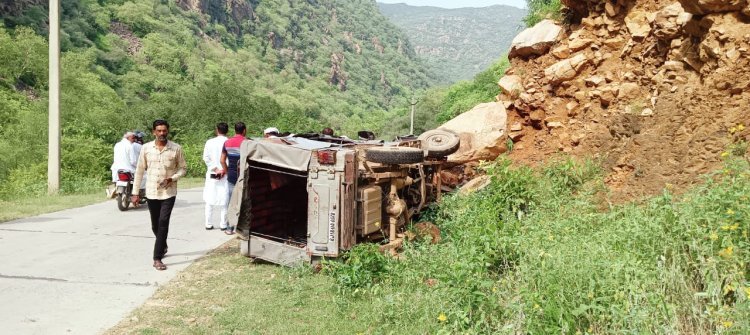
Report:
0,0,435,198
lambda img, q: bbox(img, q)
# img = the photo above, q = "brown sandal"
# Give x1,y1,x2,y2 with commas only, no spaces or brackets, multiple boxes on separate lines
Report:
153,260,167,271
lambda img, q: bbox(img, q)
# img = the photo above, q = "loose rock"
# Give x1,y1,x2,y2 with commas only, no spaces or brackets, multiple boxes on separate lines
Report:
544,53,591,84
509,20,563,58
498,75,523,97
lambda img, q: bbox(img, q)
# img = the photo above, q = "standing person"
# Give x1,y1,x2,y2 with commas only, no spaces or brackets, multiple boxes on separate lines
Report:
111,131,136,182
321,127,334,136
220,122,247,234
132,120,187,271
202,122,229,232
132,131,147,200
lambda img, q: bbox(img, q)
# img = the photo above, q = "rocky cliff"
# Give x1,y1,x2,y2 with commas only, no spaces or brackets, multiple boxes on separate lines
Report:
495,0,750,201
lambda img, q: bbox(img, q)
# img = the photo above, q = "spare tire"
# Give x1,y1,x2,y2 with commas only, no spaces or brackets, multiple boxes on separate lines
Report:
366,146,424,164
418,129,460,158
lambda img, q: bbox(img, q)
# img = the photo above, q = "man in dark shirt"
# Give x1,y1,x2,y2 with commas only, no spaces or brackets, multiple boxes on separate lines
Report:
220,122,247,233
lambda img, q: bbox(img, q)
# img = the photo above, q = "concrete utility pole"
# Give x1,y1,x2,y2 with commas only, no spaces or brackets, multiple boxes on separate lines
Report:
409,97,418,135
48,0,61,194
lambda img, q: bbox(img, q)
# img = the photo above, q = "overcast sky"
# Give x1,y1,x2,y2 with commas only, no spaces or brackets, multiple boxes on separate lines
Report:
377,0,527,9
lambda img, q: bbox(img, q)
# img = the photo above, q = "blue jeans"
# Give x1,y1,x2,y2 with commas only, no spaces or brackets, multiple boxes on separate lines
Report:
226,182,235,217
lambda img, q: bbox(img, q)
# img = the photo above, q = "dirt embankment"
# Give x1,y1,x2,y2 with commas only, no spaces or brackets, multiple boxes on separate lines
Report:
499,0,750,201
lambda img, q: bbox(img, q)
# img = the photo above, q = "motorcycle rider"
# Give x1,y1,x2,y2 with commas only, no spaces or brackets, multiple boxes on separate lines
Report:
111,131,136,182
132,131,147,201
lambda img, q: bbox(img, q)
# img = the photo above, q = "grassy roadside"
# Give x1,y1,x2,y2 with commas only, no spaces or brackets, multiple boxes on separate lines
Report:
105,242,373,335
104,156,750,334
0,177,204,223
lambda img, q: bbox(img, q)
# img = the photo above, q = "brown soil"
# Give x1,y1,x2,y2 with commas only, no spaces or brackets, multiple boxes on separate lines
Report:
500,0,750,202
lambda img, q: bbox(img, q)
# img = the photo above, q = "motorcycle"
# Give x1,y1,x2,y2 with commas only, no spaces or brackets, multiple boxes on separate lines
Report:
115,169,134,211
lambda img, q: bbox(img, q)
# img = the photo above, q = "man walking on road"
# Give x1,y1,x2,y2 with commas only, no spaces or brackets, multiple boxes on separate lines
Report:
132,119,187,271
203,122,230,232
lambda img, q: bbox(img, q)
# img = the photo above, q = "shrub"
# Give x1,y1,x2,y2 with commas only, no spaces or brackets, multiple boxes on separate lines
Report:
323,243,391,290
434,57,509,123
524,0,563,27
0,163,47,199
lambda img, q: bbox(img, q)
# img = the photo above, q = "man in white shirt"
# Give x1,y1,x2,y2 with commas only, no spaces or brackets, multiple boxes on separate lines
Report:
132,131,147,198
202,123,230,232
111,131,136,182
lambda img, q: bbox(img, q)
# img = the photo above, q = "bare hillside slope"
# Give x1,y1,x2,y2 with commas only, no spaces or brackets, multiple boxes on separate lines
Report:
499,0,750,201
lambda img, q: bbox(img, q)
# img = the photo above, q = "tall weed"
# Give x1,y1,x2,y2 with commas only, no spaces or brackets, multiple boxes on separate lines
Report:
324,156,750,333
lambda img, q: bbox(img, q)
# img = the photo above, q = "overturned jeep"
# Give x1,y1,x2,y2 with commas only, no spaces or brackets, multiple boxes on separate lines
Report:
227,130,459,266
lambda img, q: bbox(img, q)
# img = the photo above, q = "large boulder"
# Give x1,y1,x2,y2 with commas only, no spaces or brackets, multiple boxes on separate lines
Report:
509,20,563,59
677,0,747,14
440,102,508,164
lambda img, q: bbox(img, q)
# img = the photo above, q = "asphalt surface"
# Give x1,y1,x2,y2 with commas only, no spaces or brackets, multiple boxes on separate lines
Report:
0,188,235,335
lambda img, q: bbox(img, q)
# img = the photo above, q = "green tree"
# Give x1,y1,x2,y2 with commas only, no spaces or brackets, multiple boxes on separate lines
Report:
0,27,48,89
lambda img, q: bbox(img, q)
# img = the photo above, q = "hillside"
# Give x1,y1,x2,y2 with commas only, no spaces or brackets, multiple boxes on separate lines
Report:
0,0,435,197
378,3,525,83
494,0,750,201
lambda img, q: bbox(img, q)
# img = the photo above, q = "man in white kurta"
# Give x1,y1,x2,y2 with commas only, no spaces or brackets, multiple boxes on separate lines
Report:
132,131,147,195
202,123,230,231
111,131,136,181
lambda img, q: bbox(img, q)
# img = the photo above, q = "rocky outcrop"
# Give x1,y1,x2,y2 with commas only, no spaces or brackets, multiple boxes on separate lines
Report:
440,102,508,164
329,53,347,91
495,0,750,201
176,0,256,35
110,22,142,56
509,20,563,58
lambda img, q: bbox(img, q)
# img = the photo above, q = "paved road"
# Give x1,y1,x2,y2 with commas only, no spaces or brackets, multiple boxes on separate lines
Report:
0,188,234,335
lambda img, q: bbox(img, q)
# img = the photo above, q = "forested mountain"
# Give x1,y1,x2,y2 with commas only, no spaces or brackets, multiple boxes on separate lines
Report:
378,3,525,83
0,0,435,197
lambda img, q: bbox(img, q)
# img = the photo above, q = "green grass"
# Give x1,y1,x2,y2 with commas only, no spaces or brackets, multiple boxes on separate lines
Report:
0,191,106,223
323,157,750,334
0,177,204,223
524,0,563,27
105,242,391,334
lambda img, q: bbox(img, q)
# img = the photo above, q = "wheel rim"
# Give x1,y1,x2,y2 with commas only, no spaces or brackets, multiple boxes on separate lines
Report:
423,133,454,150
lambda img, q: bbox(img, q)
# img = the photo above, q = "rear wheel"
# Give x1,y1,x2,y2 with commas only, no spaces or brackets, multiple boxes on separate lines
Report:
365,146,424,164
418,129,460,158
117,193,130,211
